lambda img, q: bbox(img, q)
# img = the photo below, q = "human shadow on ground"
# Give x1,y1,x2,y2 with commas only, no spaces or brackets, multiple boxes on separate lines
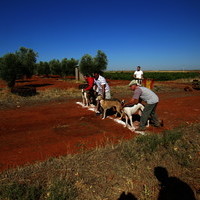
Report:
154,166,197,200
117,191,138,200
16,80,36,83
24,83,53,88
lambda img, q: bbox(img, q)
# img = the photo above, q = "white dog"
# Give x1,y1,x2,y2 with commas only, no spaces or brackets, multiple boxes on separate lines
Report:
121,103,149,129
81,89,90,106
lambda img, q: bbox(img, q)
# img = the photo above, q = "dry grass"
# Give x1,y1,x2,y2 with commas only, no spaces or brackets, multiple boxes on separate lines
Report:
0,124,199,200
0,81,191,110
0,87,80,109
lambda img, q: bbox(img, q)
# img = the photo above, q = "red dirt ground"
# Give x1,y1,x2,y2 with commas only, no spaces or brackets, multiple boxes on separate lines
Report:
0,77,200,172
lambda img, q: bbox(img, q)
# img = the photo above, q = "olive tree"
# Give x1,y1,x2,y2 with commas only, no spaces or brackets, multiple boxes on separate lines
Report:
0,47,38,87
79,50,108,74
36,61,50,76
79,54,94,75
0,53,20,87
49,59,62,76
16,47,38,78
79,50,108,75
66,58,79,75
61,58,78,76
94,50,108,73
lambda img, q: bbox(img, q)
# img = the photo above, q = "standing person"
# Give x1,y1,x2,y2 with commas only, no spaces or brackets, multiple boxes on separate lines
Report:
123,79,162,131
133,66,144,85
93,72,111,115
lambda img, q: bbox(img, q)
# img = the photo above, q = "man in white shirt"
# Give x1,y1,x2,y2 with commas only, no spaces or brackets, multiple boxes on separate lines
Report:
133,66,143,85
94,72,111,99
93,72,111,115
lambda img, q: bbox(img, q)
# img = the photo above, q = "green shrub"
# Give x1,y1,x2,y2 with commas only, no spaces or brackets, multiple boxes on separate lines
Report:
46,178,78,200
0,182,43,200
136,134,161,153
162,129,183,148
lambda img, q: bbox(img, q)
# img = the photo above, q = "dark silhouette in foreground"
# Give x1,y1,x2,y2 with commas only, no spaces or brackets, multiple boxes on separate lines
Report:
154,166,196,200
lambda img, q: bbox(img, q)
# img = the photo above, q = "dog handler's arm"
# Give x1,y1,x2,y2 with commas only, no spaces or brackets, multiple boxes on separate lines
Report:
123,98,139,107
123,86,141,107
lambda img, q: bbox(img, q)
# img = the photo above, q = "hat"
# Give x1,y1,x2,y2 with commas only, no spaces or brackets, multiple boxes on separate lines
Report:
128,80,138,86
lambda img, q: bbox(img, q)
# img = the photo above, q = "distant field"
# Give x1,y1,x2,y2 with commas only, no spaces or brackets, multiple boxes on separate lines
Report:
107,70,200,73
104,70,200,81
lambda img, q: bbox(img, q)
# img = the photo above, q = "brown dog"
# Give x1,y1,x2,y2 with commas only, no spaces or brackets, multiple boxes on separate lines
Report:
96,95,122,119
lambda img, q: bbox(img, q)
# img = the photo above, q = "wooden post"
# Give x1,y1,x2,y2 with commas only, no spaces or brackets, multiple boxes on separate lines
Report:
75,67,84,81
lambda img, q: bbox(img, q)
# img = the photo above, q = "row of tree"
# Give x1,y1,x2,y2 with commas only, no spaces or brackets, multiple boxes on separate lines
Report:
36,58,79,77
0,47,108,87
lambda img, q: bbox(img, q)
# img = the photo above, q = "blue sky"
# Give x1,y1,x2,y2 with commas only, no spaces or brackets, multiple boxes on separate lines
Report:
1,0,200,71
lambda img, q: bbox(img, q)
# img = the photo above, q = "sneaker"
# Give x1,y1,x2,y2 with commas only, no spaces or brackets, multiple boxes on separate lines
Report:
135,127,146,131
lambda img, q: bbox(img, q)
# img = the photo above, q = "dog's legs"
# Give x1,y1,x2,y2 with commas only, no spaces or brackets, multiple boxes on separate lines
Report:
102,109,107,119
119,110,125,120
115,107,122,118
146,120,150,127
129,115,134,129
125,115,128,127
85,92,89,106
81,89,86,106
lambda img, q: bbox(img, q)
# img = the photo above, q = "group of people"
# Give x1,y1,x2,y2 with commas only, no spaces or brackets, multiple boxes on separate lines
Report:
82,66,162,131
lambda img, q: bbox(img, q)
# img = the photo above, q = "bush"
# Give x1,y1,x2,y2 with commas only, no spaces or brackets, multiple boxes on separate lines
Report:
11,86,36,97
0,182,43,200
46,178,78,200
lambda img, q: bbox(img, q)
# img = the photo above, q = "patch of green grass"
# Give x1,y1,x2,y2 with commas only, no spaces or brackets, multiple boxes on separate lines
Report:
136,134,161,153
0,182,43,200
46,178,78,200
162,128,183,147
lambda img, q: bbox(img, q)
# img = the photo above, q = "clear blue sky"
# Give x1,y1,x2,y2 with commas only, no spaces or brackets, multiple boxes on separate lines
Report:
1,0,200,71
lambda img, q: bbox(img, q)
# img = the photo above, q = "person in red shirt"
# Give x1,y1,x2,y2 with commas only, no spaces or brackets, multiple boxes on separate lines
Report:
84,74,94,91
83,74,96,105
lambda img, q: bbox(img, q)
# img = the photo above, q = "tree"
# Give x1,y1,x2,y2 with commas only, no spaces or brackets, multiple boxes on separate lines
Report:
61,58,68,76
49,59,62,76
36,61,50,76
0,53,20,87
15,47,38,78
0,47,38,87
79,54,94,75
79,50,108,75
94,50,108,73
61,58,79,76
66,58,79,75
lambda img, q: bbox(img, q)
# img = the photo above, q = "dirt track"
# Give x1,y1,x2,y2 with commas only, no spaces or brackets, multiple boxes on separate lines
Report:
0,77,200,172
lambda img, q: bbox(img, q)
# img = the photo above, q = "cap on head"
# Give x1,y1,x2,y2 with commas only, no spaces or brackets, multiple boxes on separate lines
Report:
128,80,138,86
